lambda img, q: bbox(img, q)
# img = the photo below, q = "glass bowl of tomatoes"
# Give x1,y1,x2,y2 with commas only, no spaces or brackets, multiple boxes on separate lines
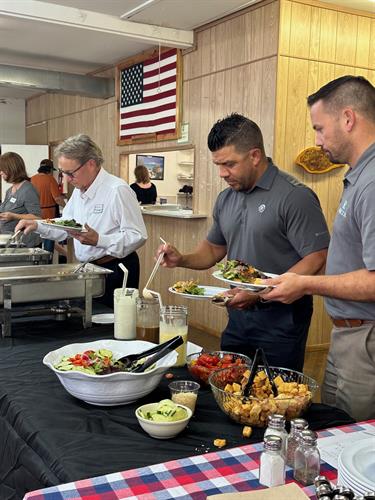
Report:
186,351,251,385
209,364,318,427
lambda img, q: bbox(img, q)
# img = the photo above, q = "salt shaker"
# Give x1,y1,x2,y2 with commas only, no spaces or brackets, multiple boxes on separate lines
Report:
264,414,288,457
293,429,320,486
259,435,286,487
286,417,308,467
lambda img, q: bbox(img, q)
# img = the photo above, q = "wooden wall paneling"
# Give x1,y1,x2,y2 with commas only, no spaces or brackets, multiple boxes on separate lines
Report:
318,8,337,62
336,13,357,66
207,74,220,215
229,14,246,67
248,5,265,61
289,1,312,58
278,0,292,55
245,61,263,124
356,17,371,68
273,56,289,165
25,121,48,144
308,5,321,60
369,20,375,69
213,21,231,73
198,74,214,215
283,57,310,173
263,1,280,57
230,65,245,114
260,57,277,155
200,29,213,77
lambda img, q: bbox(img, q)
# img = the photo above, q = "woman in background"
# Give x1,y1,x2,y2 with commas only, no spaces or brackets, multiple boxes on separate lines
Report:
0,152,41,247
130,165,157,205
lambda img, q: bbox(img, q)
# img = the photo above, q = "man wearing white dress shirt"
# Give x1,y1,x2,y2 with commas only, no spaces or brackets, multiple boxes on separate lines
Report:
17,134,147,307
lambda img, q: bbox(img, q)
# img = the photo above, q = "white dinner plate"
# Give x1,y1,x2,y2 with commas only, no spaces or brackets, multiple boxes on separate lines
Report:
91,313,114,324
339,440,375,490
168,285,228,300
212,270,277,291
40,220,87,232
337,468,368,495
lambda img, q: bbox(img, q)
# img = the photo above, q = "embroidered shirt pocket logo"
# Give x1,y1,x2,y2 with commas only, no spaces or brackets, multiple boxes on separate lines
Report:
93,204,104,214
258,204,266,213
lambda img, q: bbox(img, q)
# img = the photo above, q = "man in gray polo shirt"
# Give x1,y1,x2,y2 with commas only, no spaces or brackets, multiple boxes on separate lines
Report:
263,76,375,420
160,113,329,372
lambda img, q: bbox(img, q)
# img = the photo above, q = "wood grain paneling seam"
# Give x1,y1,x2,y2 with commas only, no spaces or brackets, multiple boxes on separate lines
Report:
286,0,375,18
26,100,113,126
278,53,375,72
183,54,279,84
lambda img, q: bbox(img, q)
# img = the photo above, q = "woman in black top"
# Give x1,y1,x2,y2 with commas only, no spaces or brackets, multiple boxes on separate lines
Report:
130,165,157,205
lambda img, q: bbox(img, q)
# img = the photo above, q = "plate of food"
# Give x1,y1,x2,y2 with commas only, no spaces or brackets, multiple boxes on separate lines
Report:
212,259,277,291
168,280,228,300
40,218,86,232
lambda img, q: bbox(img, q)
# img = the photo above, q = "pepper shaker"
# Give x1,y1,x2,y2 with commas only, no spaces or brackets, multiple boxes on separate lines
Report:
293,429,320,486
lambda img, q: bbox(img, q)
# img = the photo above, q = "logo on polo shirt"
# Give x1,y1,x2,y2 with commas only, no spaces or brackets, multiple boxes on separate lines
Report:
258,204,266,213
338,199,348,218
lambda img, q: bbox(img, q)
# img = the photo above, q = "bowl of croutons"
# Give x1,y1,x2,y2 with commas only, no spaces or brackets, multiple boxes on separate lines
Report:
208,364,318,427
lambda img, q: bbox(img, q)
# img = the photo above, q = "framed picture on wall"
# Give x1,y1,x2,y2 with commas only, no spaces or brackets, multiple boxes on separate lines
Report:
136,154,165,180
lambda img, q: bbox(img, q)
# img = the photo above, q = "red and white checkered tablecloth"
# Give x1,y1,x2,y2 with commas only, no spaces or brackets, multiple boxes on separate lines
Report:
24,420,375,500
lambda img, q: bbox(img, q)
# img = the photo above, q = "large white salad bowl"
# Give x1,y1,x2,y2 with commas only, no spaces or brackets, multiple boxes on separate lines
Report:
43,339,177,406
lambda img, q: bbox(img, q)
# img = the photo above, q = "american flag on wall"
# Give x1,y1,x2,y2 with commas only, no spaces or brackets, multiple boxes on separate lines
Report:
119,48,178,141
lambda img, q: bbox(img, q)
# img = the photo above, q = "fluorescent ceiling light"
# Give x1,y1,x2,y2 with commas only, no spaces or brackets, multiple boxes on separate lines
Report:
120,0,157,19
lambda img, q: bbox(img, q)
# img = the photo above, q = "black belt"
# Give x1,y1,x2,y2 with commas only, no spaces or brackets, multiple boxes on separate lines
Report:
41,205,56,209
92,255,118,265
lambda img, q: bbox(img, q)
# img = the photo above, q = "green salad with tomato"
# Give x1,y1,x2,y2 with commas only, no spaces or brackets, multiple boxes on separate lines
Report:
55,349,131,375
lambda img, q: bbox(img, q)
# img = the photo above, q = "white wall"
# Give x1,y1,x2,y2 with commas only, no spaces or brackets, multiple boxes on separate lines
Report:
1,144,49,200
0,99,26,144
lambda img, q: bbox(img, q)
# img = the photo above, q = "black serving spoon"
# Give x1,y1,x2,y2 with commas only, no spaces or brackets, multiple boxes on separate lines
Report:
118,336,183,370
129,335,184,373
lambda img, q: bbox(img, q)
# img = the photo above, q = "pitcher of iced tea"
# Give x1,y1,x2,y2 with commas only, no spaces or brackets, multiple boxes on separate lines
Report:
135,296,160,344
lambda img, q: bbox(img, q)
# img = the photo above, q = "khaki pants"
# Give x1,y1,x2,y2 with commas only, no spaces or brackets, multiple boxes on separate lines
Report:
322,323,375,421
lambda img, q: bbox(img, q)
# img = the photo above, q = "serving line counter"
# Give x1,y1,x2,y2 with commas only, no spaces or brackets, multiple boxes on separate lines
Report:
141,204,207,219
0,320,354,500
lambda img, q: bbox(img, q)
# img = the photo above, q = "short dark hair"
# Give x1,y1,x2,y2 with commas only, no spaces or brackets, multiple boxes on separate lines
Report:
207,113,265,154
38,158,54,173
307,75,375,122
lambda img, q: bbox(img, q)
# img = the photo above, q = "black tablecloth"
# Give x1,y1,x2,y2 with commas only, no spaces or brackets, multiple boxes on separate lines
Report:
0,318,355,500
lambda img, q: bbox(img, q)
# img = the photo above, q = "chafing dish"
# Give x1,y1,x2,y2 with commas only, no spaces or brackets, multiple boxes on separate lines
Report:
0,263,112,337
0,248,51,266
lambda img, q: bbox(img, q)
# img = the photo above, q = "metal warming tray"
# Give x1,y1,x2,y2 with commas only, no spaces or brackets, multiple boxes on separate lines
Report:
0,263,109,303
0,248,51,267
0,263,112,337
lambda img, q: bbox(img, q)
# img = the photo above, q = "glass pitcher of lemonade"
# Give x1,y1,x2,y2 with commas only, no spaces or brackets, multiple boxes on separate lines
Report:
159,305,188,367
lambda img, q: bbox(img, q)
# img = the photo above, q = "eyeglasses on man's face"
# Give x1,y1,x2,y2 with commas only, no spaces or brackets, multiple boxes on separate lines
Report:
58,161,87,179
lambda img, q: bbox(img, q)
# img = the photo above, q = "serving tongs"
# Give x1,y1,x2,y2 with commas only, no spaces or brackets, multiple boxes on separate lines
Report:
243,348,278,397
4,229,22,249
258,347,278,397
123,335,184,373
243,348,262,397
